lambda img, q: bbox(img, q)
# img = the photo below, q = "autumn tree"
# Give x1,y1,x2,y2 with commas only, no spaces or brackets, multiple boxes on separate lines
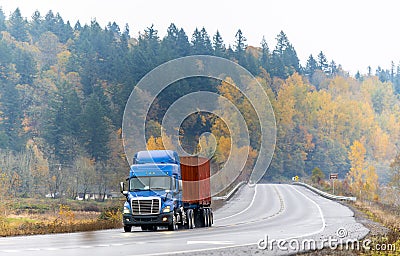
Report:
311,167,325,185
390,153,400,189
346,140,378,200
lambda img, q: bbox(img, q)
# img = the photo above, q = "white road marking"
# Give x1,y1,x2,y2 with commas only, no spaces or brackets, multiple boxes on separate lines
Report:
290,186,326,236
79,246,93,249
44,247,60,251
187,240,234,245
134,243,256,256
215,185,258,221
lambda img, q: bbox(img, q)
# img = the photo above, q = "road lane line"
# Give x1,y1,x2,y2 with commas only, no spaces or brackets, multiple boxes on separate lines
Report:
187,240,234,245
133,242,256,256
211,185,285,229
290,185,326,236
215,185,258,221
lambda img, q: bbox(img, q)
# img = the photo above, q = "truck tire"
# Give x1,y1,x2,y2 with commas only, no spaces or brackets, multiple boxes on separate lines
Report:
206,209,211,227
207,208,212,227
168,214,178,231
187,209,194,229
141,225,149,231
209,209,213,226
124,225,132,232
203,209,209,227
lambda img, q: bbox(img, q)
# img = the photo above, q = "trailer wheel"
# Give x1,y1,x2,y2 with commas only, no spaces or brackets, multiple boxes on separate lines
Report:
187,209,194,229
203,209,209,227
124,225,132,232
209,209,213,226
207,209,212,227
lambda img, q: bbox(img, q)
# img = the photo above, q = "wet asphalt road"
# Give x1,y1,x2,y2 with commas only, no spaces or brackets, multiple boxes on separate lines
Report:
0,184,369,255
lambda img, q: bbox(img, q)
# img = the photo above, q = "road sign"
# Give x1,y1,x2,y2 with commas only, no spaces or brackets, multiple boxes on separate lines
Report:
330,173,338,179
330,173,338,194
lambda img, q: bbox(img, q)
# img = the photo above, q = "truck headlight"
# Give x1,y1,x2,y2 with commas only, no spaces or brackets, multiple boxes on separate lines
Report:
123,206,131,214
162,206,171,213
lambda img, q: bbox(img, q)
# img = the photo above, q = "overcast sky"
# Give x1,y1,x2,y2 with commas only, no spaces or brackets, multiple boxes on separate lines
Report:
1,0,399,75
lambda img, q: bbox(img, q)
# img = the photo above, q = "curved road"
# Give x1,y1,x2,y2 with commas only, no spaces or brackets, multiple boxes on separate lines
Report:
0,184,369,255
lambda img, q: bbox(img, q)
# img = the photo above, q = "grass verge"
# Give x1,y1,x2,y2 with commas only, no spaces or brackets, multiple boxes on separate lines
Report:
0,199,123,237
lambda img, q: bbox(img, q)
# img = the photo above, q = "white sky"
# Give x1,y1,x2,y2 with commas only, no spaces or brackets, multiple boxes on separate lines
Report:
1,0,399,75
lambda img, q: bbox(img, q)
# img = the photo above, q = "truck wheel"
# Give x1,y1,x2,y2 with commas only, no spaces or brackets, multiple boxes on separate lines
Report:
203,209,209,227
151,225,158,231
206,209,211,227
187,209,194,229
207,208,213,227
168,214,178,231
141,225,148,231
124,225,132,232
209,209,213,226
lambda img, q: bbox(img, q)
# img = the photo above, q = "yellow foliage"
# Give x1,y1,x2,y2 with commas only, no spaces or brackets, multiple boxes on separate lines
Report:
347,140,378,200
59,204,75,222
215,136,231,165
146,135,173,150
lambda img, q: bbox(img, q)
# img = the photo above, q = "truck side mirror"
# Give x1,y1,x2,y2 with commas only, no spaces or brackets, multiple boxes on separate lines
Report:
120,182,128,196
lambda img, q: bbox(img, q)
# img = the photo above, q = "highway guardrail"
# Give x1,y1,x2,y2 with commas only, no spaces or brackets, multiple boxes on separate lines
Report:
293,182,356,202
212,181,246,201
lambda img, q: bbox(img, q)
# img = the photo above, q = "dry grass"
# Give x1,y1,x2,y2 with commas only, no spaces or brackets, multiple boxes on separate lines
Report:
0,199,123,237
354,201,400,233
351,200,400,255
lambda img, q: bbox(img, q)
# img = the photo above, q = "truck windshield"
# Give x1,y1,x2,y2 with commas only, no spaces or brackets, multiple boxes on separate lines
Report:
130,176,172,191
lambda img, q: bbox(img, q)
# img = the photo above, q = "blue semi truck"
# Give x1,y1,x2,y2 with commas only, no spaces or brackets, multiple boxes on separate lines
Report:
120,150,213,231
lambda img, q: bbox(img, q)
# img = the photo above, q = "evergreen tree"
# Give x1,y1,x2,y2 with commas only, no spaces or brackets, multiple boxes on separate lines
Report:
367,66,372,76
305,54,317,78
270,31,300,78
8,8,29,42
329,60,338,76
0,68,24,150
317,51,329,73
130,24,161,80
213,30,226,57
30,10,44,41
80,94,111,161
43,82,82,164
13,48,37,84
191,27,213,55
260,36,270,72
74,20,82,31
394,64,400,94
0,7,6,31
234,29,247,65
177,28,190,56
160,23,190,60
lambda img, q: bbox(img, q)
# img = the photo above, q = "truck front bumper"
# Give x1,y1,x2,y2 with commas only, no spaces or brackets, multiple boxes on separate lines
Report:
123,212,173,226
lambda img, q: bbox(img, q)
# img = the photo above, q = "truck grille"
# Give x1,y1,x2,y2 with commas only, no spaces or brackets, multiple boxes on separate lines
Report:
131,198,160,215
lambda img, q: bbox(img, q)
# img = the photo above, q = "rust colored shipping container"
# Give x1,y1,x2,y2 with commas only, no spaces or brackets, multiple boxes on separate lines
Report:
180,156,211,205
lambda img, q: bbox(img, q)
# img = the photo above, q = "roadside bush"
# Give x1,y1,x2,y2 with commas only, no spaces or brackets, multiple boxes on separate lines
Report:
99,206,121,223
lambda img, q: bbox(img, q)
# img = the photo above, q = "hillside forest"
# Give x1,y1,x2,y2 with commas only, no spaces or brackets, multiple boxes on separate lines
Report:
0,8,399,204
